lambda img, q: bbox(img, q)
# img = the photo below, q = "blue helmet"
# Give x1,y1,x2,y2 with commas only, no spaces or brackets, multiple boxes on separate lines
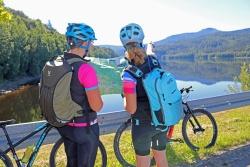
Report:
120,23,144,47
66,23,97,41
66,23,96,50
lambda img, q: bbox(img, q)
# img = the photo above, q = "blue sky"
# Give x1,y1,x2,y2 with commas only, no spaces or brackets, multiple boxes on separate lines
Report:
4,0,250,45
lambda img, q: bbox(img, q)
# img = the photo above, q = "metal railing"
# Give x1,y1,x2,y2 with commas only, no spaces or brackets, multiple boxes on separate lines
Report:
1,91,250,150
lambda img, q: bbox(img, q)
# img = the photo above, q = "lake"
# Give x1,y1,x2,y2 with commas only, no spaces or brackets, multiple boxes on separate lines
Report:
0,57,249,123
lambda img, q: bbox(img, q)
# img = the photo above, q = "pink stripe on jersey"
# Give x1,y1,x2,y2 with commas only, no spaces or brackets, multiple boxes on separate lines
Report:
123,81,136,94
78,63,99,90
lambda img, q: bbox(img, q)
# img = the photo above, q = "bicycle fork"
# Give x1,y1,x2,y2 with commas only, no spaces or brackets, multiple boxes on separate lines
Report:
185,104,205,134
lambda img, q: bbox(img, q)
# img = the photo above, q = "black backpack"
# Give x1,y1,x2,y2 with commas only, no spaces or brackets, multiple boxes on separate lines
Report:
39,56,85,127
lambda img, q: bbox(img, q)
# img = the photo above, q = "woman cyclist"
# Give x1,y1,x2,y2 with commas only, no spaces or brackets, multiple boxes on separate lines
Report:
119,23,169,167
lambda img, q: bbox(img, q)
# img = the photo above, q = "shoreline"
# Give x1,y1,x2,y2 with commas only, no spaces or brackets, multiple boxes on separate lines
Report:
0,75,40,95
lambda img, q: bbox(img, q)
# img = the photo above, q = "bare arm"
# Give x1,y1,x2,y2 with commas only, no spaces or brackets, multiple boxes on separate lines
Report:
124,93,137,114
86,88,103,112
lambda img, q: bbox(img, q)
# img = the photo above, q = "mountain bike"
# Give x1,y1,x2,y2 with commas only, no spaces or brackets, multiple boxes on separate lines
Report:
113,86,218,166
0,120,107,167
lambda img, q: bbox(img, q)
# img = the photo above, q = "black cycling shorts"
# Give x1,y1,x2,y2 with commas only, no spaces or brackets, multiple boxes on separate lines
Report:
131,123,167,156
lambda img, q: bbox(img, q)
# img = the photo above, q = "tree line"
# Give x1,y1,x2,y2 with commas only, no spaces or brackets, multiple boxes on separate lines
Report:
0,5,118,83
155,29,250,58
0,9,66,81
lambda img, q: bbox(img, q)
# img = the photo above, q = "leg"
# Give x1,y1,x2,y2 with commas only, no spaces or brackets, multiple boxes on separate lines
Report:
58,126,78,167
76,124,99,167
62,136,77,167
132,124,152,167
151,131,168,167
152,149,168,167
136,155,151,167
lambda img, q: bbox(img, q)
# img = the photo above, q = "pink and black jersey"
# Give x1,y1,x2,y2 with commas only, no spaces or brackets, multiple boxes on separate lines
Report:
64,52,98,124
78,63,99,91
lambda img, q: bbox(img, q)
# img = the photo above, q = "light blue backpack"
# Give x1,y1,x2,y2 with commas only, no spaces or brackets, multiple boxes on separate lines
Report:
126,57,182,131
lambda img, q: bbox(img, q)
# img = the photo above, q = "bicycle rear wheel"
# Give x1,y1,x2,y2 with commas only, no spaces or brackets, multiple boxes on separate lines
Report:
182,109,218,150
49,138,107,167
113,120,156,167
0,150,13,167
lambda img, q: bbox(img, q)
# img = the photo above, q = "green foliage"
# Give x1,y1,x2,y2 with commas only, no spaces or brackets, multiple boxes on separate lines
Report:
0,0,12,23
229,63,250,92
91,63,121,94
238,63,250,91
0,7,119,83
0,8,66,81
89,46,119,58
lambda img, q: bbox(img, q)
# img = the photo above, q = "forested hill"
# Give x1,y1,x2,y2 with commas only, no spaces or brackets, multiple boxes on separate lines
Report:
155,28,250,58
0,8,118,83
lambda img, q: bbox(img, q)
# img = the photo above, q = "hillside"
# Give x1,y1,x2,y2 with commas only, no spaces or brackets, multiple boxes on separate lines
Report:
98,28,250,59
98,45,125,56
0,7,118,85
154,28,250,58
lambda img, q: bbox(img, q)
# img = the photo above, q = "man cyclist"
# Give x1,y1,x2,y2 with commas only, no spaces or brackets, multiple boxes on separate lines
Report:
57,23,103,167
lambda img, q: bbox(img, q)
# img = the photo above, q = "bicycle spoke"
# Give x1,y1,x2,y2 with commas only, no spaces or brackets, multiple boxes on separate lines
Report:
185,112,215,149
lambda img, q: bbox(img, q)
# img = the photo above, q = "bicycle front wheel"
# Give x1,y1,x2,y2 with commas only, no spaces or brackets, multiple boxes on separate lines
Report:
113,120,156,167
0,149,13,167
113,120,135,167
182,109,218,150
49,138,107,167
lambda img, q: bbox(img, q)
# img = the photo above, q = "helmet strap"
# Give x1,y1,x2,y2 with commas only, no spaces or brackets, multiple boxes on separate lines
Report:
79,41,91,57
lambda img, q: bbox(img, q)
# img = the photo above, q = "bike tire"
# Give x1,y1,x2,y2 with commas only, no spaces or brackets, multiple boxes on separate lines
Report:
113,120,156,167
182,108,218,151
49,138,107,167
0,149,13,167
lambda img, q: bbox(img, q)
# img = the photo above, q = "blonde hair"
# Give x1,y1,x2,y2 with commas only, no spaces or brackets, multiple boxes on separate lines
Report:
125,43,147,65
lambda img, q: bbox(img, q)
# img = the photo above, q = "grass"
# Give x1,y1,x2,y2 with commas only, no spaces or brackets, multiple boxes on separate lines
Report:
91,63,122,95
2,105,249,167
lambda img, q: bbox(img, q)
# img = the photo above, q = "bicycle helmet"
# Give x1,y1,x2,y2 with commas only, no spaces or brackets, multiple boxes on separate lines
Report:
120,23,144,47
66,23,96,49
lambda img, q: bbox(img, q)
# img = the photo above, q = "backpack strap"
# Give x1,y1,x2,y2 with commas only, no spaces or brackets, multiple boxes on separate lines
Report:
150,56,159,66
66,57,85,65
55,55,88,65
125,55,160,78
125,65,144,78
147,55,160,70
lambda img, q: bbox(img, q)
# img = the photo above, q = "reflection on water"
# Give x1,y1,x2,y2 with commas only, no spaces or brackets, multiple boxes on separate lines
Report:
0,57,249,123
177,80,241,100
0,85,41,123
159,56,250,84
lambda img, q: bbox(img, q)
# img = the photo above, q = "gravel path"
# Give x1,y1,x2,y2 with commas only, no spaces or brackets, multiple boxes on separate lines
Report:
178,142,250,167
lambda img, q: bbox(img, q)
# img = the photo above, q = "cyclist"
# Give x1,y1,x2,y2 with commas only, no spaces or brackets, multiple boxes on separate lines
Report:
119,23,169,167
57,23,103,167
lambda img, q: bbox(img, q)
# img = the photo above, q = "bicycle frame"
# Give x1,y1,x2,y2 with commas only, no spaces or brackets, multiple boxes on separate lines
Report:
182,101,205,134
0,123,53,167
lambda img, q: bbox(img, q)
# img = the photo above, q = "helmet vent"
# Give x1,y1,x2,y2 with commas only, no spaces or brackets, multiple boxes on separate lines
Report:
133,32,139,35
135,26,140,30
126,26,132,30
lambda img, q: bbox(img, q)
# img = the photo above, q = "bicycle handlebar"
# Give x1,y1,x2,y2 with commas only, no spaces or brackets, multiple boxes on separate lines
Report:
180,86,193,94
